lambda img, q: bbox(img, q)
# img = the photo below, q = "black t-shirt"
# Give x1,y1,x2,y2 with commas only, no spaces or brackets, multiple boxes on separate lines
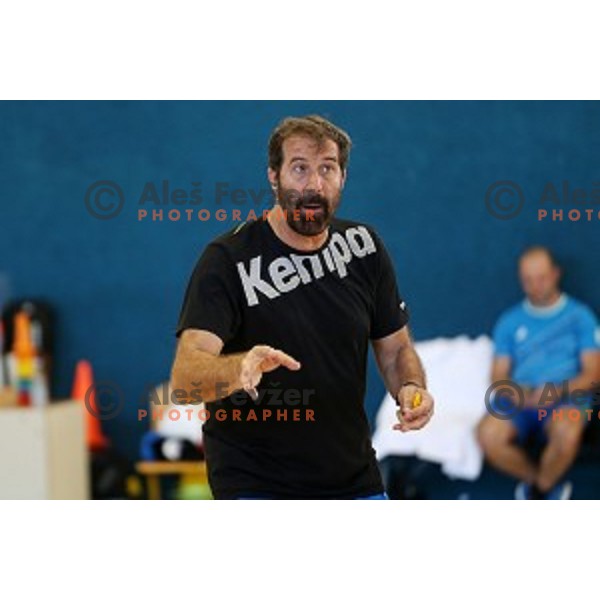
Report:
175,216,409,499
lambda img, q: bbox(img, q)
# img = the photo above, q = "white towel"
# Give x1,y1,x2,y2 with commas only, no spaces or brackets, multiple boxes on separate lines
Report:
372,335,493,480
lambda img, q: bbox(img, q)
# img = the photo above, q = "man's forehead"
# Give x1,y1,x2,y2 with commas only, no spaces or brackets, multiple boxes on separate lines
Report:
282,135,339,160
519,253,554,271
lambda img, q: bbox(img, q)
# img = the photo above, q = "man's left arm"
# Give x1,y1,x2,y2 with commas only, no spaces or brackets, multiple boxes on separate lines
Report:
565,307,600,397
529,306,600,405
564,350,600,397
372,326,434,432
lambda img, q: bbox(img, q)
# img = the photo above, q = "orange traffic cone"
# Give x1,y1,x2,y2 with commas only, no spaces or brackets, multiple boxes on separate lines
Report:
71,360,109,451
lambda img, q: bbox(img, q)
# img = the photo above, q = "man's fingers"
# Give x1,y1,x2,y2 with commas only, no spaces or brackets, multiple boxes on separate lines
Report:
403,404,430,421
400,392,433,420
392,420,426,432
244,384,259,401
394,391,434,431
240,346,301,400
393,412,433,431
267,349,301,371
239,358,258,399
409,413,433,429
240,370,259,399
251,346,301,371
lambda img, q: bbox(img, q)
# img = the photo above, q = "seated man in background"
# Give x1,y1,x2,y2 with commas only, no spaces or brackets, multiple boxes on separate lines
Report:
478,246,600,499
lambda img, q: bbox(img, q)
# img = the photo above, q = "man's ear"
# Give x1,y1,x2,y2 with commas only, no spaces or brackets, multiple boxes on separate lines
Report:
340,169,347,189
267,168,278,190
554,266,562,283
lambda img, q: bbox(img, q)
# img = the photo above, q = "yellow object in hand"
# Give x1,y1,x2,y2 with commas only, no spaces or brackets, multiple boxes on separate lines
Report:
412,391,422,409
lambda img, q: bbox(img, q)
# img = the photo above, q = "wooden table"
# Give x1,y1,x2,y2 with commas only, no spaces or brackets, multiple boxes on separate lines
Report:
136,461,208,500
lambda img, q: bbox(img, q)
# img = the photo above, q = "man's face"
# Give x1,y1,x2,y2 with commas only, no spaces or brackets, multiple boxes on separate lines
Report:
519,253,561,306
269,135,346,236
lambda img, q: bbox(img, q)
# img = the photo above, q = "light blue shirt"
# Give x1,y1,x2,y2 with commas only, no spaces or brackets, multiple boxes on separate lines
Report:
493,294,600,387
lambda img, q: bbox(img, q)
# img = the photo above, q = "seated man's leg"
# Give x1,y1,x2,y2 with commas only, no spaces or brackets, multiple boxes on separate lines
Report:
536,410,586,493
477,414,537,483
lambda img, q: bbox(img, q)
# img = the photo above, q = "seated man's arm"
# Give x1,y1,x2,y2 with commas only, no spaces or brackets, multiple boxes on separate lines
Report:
562,305,600,397
489,355,533,405
533,306,600,402
564,350,600,397
491,355,512,384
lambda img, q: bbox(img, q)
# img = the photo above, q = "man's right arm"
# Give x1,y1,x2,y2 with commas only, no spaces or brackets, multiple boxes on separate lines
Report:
491,355,528,407
491,316,524,397
491,355,512,385
490,355,536,406
171,329,301,403
171,329,245,403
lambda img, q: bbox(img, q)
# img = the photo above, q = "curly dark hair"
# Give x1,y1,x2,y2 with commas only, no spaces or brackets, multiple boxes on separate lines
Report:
268,114,352,174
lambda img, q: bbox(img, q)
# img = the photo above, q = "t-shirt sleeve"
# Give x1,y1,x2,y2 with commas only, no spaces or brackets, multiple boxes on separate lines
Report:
492,315,513,358
369,233,409,340
175,243,241,343
575,306,600,352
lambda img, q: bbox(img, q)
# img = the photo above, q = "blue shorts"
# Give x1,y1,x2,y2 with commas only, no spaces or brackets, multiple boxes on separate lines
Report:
491,394,592,443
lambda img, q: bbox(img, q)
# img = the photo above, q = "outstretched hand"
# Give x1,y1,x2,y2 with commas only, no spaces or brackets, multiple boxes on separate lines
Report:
240,345,301,399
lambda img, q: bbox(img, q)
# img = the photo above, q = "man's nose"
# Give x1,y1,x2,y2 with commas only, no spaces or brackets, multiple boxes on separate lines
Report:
305,169,324,194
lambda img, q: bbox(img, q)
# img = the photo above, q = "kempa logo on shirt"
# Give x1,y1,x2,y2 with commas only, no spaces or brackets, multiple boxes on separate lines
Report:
236,226,377,307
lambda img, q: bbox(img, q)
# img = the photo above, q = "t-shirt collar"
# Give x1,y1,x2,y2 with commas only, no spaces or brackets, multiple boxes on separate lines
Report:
523,292,568,317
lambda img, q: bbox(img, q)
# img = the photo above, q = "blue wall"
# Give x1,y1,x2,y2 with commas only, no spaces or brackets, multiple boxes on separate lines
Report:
2,101,599,461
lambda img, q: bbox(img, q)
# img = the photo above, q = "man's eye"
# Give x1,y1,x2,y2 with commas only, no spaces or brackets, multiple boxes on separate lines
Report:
321,164,339,176
293,164,306,173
